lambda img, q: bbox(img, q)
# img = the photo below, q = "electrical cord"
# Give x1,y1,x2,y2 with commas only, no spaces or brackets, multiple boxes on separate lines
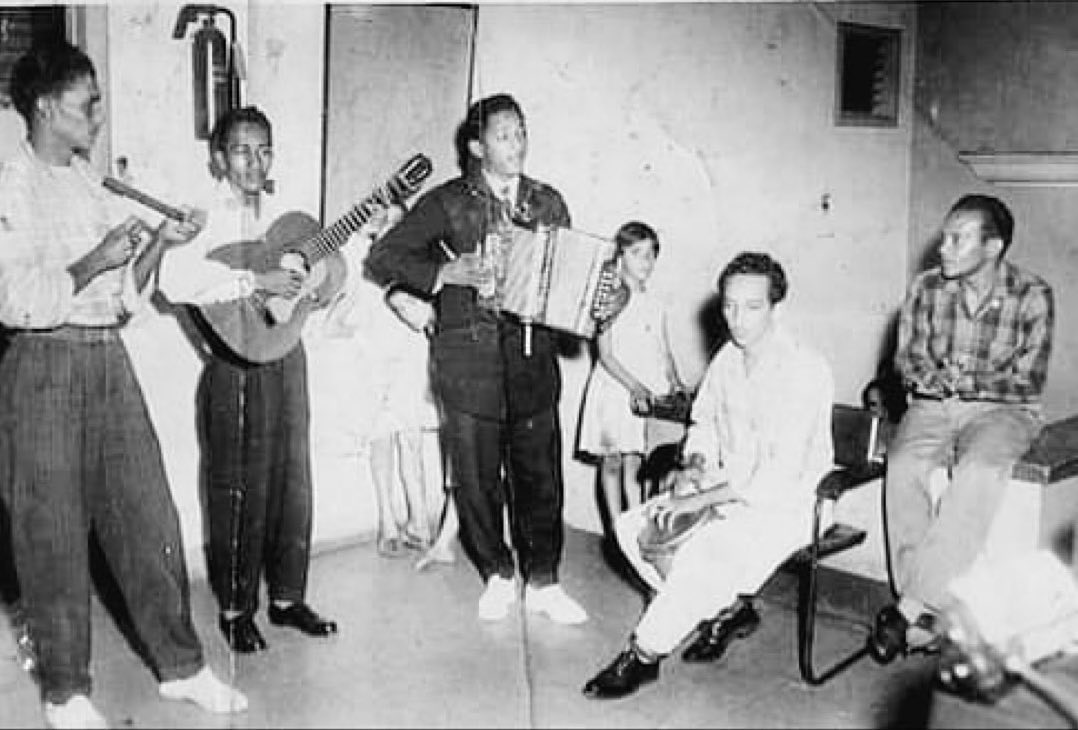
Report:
515,582,537,729
1009,657,1078,729
223,366,246,725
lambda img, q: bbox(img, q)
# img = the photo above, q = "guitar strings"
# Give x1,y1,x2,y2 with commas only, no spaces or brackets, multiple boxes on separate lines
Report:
300,180,401,262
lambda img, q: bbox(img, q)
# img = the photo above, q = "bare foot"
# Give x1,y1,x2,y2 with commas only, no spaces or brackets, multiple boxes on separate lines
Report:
377,535,410,559
414,543,456,571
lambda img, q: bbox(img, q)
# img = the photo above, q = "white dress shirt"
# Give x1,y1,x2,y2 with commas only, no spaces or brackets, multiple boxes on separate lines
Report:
684,323,834,514
159,180,286,305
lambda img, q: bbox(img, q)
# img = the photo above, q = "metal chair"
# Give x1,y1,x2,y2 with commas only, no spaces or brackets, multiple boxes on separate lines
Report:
790,403,886,685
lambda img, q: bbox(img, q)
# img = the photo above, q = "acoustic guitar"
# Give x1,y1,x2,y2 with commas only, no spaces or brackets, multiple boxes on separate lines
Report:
195,154,432,364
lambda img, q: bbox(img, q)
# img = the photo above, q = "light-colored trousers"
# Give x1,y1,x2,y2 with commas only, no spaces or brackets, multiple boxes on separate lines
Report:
885,398,1043,613
615,500,811,655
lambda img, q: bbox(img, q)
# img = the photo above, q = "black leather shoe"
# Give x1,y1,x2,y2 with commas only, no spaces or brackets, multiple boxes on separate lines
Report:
582,649,660,700
268,602,338,637
219,613,267,653
682,600,761,663
868,605,908,664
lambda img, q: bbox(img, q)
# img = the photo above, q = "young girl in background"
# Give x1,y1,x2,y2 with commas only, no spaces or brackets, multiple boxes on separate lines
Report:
368,286,445,557
324,206,450,562
577,221,684,539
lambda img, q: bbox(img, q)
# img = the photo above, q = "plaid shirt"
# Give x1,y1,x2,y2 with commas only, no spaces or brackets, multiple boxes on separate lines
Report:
895,260,1054,404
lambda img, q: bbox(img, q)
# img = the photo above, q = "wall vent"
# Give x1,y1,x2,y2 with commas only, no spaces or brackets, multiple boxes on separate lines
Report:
835,21,900,128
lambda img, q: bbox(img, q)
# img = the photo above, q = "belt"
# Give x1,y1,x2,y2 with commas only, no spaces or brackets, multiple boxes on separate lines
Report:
911,392,953,402
911,391,1035,407
17,324,121,343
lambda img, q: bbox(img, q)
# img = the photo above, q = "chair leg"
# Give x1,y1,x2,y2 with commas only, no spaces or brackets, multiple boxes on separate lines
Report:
798,496,870,686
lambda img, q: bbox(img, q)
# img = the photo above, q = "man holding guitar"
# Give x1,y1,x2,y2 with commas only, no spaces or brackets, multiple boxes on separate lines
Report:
0,40,247,728
159,106,345,654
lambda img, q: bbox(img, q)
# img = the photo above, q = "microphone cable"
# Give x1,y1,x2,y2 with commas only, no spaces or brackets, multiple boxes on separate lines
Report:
1009,657,1078,728
514,581,538,729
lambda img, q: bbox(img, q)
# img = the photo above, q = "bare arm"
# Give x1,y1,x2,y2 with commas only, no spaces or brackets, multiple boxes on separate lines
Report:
130,208,206,294
66,216,143,294
661,310,685,391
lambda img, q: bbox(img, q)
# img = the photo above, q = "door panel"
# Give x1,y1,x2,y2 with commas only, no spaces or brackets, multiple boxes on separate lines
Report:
323,4,475,222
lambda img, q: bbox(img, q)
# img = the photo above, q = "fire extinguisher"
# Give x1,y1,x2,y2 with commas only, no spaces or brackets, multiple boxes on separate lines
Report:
192,15,231,140
174,5,241,141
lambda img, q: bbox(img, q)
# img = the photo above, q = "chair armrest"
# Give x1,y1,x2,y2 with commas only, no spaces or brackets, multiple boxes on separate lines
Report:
816,462,885,501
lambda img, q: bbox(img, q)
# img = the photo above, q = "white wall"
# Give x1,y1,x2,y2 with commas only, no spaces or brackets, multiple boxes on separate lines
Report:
0,107,25,162
472,2,916,531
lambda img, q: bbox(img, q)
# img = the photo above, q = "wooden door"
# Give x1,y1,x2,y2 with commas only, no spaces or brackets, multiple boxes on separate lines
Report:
322,4,476,222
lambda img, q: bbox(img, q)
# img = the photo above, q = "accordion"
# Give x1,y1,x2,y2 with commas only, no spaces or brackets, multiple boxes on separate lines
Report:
499,225,618,340
632,389,694,424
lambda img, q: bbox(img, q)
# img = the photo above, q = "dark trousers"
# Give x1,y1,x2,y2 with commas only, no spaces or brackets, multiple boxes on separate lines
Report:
0,331,203,703
442,405,565,586
199,344,313,615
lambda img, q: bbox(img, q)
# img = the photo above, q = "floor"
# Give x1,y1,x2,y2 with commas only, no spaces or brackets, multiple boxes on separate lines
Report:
0,526,1067,729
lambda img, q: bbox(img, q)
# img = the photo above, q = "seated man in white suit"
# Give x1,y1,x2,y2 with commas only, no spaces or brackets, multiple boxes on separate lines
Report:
583,251,834,700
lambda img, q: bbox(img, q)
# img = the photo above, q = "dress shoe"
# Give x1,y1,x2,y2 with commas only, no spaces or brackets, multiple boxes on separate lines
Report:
682,599,761,663
583,648,660,700
268,602,338,637
219,613,267,653
867,604,908,664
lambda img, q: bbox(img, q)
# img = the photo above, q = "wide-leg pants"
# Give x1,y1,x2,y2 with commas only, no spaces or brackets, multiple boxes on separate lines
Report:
0,329,204,703
884,398,1042,612
616,500,810,655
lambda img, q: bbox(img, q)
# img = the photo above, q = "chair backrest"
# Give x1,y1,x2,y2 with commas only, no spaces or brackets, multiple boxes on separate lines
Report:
831,404,882,469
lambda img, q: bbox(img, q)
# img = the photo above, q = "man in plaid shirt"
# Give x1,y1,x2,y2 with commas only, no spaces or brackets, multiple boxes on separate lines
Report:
868,193,1054,663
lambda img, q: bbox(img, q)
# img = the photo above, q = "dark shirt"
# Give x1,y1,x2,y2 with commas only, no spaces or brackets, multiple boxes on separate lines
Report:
366,169,571,420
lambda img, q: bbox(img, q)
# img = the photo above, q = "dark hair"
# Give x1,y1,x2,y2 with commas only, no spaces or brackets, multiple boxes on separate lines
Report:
948,194,1015,258
9,40,96,125
461,93,524,157
208,105,272,156
614,221,660,257
716,251,788,304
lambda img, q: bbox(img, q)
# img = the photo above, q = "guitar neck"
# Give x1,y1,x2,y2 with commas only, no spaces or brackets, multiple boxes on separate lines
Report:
297,178,404,266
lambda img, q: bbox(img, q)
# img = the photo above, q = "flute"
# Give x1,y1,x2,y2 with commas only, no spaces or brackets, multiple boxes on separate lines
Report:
101,176,187,223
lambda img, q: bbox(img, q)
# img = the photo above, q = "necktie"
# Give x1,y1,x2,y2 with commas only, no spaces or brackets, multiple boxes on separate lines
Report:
497,185,513,227
483,185,514,306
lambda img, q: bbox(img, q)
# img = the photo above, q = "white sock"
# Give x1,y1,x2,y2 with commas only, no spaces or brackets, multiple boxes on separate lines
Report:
159,666,249,714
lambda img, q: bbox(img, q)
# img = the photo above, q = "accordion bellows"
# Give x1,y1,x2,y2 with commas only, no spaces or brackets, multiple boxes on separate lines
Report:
500,225,618,339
